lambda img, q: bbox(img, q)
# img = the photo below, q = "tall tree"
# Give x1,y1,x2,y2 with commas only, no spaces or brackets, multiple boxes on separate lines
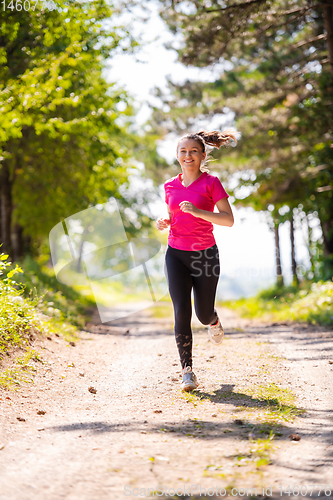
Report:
150,0,333,278
0,1,159,260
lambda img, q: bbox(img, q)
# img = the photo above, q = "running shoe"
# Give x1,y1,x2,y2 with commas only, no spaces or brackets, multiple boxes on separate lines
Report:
208,315,224,345
181,366,199,392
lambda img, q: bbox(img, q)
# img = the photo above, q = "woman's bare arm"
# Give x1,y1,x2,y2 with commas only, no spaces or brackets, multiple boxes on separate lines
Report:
179,198,234,227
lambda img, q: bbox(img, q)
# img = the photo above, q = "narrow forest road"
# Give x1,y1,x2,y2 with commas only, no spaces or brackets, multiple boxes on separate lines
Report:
0,304,332,499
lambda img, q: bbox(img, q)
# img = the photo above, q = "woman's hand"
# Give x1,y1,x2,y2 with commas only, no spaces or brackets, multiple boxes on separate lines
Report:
156,217,171,231
179,201,199,217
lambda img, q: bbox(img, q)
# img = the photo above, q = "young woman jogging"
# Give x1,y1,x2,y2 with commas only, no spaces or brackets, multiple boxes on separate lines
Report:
156,130,237,392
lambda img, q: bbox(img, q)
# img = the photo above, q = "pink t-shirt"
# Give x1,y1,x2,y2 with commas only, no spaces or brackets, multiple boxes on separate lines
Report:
164,171,229,251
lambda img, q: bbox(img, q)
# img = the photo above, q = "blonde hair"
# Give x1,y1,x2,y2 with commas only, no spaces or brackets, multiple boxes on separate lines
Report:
177,129,239,172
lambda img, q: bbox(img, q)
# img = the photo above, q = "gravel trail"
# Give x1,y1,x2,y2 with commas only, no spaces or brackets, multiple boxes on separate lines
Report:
0,304,332,499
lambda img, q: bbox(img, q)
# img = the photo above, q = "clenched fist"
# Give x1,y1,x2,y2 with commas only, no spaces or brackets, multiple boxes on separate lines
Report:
156,217,171,231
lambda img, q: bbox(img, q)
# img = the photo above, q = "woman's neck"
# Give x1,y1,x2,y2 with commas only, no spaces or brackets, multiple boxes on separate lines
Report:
180,170,203,187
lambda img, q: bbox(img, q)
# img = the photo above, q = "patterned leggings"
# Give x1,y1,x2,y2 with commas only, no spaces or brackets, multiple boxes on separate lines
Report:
164,244,220,369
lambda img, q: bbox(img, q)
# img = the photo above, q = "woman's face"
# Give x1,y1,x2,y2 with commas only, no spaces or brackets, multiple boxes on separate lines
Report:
176,139,206,172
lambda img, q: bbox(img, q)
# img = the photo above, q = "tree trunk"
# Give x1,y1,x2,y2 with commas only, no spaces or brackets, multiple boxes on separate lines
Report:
22,233,33,256
76,227,89,273
12,222,24,262
321,218,333,258
290,211,299,286
317,201,333,259
274,223,284,287
77,239,85,273
0,162,13,259
323,4,333,74
305,214,315,277
317,208,333,279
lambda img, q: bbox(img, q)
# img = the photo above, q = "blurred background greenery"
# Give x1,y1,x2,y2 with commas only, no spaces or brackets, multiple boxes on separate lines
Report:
1,0,332,347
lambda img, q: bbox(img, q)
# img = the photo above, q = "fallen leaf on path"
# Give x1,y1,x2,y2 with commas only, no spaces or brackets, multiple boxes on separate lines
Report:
289,433,301,441
17,417,26,422
79,373,85,377
211,414,217,417
69,342,76,347
154,410,162,413
88,387,97,394
329,361,333,365
0,444,5,450
234,419,244,426
37,410,46,415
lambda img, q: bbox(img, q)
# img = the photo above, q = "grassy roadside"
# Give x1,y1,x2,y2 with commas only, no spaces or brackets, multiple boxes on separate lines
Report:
176,336,305,491
219,280,333,326
0,251,95,390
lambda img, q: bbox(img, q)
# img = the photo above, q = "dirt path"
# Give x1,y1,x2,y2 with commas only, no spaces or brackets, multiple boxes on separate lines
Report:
0,304,333,499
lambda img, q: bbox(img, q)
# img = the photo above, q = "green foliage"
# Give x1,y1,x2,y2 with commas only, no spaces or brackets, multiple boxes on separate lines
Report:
224,280,333,325
257,283,300,301
0,249,92,390
16,255,95,328
150,0,333,275
0,251,45,357
1,0,166,259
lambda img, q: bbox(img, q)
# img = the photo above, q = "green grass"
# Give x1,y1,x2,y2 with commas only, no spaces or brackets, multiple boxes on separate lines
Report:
222,280,333,326
243,382,305,423
0,251,94,389
203,431,276,490
0,348,42,390
179,391,204,407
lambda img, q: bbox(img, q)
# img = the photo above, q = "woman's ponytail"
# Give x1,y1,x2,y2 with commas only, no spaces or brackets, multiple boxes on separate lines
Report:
196,129,238,148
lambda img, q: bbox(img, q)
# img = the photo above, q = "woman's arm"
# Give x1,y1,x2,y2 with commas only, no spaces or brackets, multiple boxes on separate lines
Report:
156,204,172,230
179,198,234,227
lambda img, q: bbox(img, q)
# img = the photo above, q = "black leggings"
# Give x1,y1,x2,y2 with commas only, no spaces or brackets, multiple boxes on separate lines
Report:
164,243,220,369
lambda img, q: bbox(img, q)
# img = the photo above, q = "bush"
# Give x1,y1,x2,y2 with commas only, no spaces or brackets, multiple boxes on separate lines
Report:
223,279,333,326
0,250,43,356
14,255,95,329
